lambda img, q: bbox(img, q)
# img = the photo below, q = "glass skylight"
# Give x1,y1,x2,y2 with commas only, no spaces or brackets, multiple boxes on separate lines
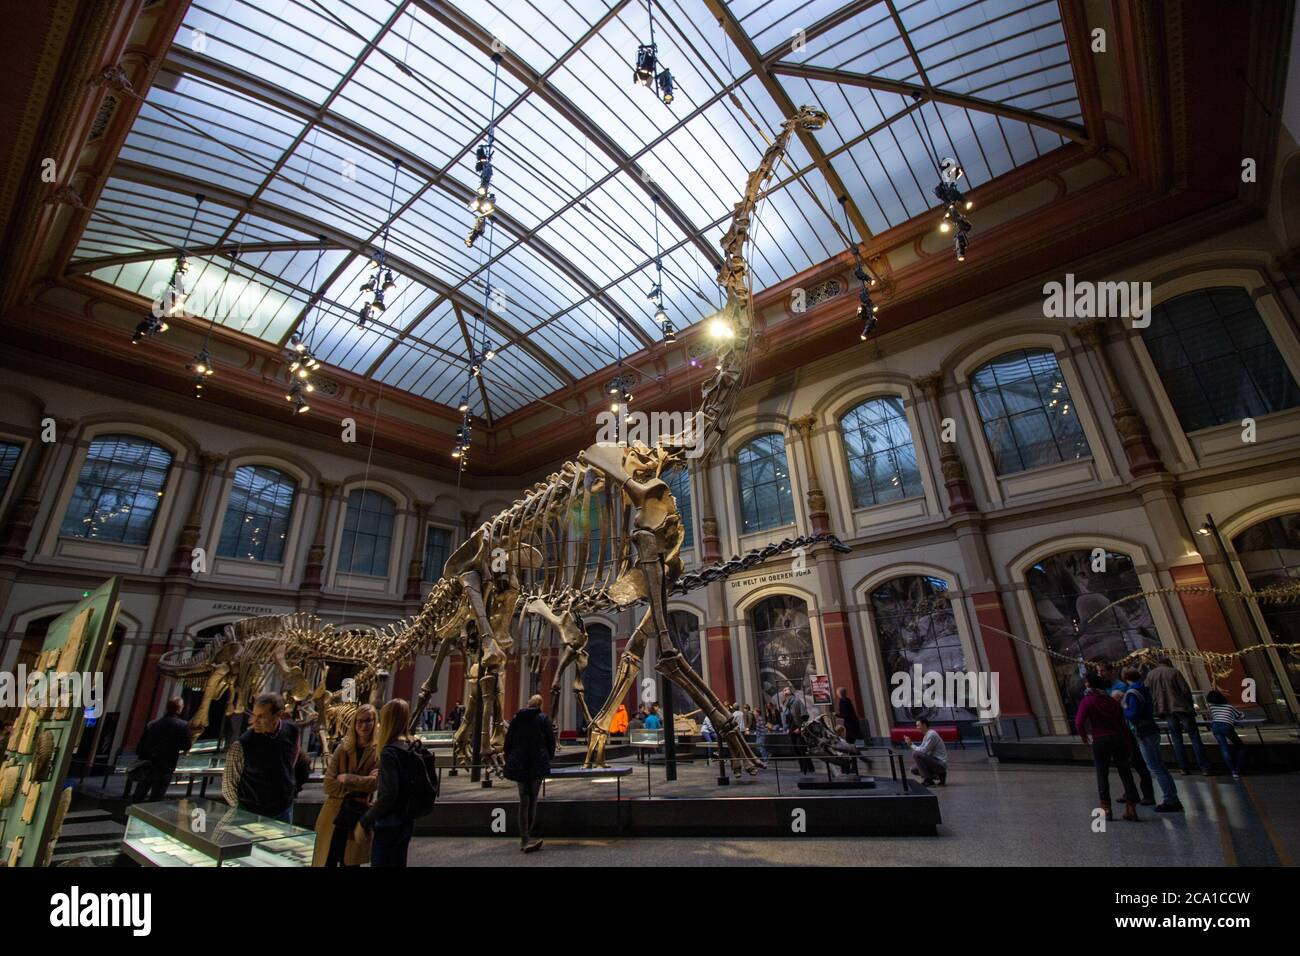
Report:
71,0,1084,421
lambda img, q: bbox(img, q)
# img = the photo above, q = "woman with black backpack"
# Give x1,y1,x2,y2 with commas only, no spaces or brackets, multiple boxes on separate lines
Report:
361,699,437,867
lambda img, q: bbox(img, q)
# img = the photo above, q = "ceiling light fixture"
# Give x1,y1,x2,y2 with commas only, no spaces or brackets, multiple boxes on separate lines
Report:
837,195,883,341
632,2,676,107
465,53,504,251
134,192,204,344
358,160,402,327
284,240,329,409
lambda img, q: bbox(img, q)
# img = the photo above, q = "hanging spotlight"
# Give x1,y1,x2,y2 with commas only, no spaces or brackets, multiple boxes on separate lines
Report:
933,155,973,263
663,321,676,343
634,44,656,86
654,306,668,326
187,347,215,377
657,68,674,105
466,216,486,248
356,161,403,327
130,194,203,344
457,395,470,413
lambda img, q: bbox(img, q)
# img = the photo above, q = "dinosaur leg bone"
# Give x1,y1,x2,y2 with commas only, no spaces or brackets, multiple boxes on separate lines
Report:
583,610,651,768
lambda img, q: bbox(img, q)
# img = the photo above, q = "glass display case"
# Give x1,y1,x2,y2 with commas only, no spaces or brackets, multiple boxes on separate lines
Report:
123,798,316,868
414,730,455,745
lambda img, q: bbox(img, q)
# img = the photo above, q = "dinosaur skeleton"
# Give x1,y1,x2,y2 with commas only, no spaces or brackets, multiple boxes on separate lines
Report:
184,107,833,775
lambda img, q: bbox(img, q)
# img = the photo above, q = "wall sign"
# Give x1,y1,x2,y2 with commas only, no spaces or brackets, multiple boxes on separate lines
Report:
726,567,813,594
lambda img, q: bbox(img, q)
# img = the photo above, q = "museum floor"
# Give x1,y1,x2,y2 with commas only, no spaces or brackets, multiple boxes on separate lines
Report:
402,752,1300,867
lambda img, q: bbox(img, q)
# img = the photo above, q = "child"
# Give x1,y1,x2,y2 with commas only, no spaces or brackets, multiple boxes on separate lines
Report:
1205,690,1246,779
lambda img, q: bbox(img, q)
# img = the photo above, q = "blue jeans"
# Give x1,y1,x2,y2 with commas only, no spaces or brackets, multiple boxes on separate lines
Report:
1134,732,1178,804
1210,722,1245,776
1163,712,1211,773
370,821,414,867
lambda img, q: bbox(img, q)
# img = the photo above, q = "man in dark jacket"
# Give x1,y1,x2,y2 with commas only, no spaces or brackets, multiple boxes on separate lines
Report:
836,687,865,743
1145,657,1212,775
221,692,300,822
131,697,192,802
503,694,556,853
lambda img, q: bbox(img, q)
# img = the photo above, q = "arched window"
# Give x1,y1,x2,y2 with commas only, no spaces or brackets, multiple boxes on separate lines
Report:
667,610,704,714
60,434,172,545
422,525,453,582
0,441,22,502
750,594,814,711
1232,513,1300,695
337,489,396,577
582,622,614,732
737,433,795,533
869,575,974,724
1142,288,1300,432
665,465,693,549
1025,549,1161,720
970,349,1090,475
839,397,921,507
217,465,297,562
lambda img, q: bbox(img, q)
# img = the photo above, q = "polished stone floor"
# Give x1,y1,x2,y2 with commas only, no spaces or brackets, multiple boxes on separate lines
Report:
406,751,1299,867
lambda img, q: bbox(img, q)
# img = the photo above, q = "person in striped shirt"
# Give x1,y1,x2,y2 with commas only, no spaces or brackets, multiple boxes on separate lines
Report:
1205,690,1247,779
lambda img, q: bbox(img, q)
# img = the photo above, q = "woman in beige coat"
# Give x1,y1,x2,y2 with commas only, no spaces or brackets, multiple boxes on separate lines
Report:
312,704,378,867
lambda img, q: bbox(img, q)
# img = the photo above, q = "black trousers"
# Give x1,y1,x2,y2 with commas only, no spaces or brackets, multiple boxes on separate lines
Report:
131,768,175,803
517,778,542,845
1092,734,1139,804
370,822,413,867
791,732,815,774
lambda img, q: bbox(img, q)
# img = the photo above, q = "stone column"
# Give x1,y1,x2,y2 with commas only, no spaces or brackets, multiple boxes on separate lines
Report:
0,415,76,559
301,480,339,592
165,451,226,576
1072,318,1165,476
695,459,722,564
788,414,831,534
404,500,431,600
912,373,977,513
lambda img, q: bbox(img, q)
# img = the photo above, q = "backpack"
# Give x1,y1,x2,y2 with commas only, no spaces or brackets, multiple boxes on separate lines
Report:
1123,686,1158,736
393,740,438,819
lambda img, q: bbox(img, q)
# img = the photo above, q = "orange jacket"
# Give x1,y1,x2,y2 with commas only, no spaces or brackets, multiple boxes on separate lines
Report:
611,704,629,734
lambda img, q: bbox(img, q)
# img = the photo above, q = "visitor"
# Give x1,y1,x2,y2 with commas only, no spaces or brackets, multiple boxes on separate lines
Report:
1121,669,1182,812
643,705,663,731
611,702,629,736
449,701,465,731
764,701,782,732
312,703,377,867
1145,657,1212,775
503,694,556,854
729,702,748,775
1076,672,1141,821
1206,690,1247,779
362,699,435,867
131,697,191,803
431,706,442,730
1098,662,1155,805
836,687,865,744
902,716,947,786
700,714,716,741
780,687,815,774
221,692,300,822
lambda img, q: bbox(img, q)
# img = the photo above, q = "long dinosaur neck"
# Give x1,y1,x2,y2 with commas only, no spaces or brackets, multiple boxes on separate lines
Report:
693,116,804,462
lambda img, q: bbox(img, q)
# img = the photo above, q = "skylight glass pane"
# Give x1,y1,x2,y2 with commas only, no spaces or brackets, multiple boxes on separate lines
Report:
72,180,239,262
121,73,300,196
262,127,423,241
179,0,399,104
734,0,855,54
331,7,526,171
474,0,617,77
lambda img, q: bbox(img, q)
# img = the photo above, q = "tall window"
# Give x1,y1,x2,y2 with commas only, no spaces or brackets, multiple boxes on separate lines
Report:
840,397,921,507
1232,513,1300,695
1142,288,1300,432
337,489,396,577
0,441,22,504
60,434,172,545
665,465,693,549
667,610,703,714
217,466,296,562
737,433,795,533
1025,549,1161,720
422,525,453,582
970,349,1090,474
869,576,974,724
751,594,814,710
582,623,614,732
